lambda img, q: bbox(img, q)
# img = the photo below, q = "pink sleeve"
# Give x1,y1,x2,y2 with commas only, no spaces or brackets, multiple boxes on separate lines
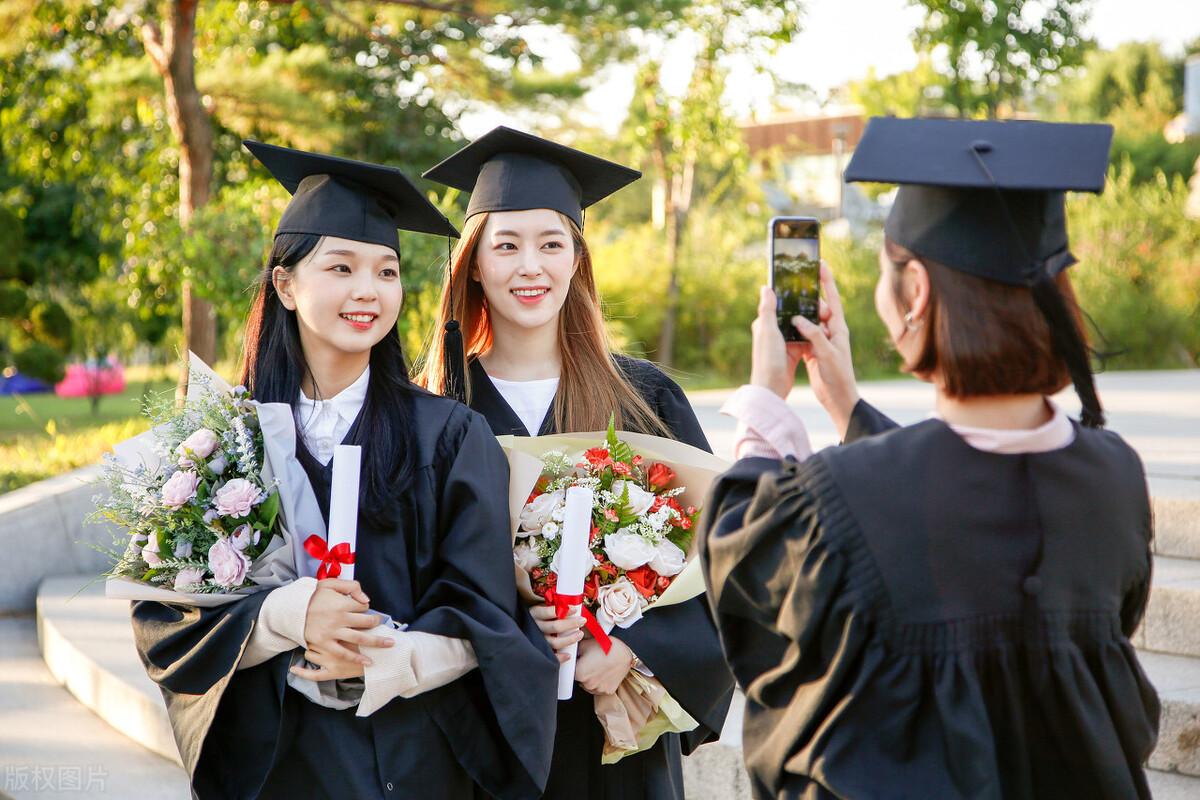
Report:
720,385,815,462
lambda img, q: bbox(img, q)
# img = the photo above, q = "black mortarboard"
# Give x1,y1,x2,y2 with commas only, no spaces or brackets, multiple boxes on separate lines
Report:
244,140,459,252
421,126,641,229
844,117,1115,427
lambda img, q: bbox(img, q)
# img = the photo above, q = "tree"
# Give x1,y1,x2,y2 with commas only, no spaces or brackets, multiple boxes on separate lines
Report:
618,0,803,367
848,58,950,118
909,0,1091,118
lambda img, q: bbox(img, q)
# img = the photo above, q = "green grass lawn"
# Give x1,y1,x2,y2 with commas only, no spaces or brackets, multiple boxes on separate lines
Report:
0,368,176,494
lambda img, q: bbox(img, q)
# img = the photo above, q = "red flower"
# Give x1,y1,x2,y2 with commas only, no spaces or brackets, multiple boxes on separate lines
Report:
526,490,541,505
686,505,697,517
647,463,676,490
612,461,632,477
665,497,684,516
604,508,619,522
656,575,672,590
583,573,601,601
584,447,614,469
589,525,601,546
632,454,644,466
626,566,660,599
679,517,692,530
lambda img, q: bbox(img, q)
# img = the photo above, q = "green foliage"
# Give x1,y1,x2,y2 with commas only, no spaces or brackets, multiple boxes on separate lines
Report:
848,58,951,118
910,0,1090,118
29,301,72,351
14,341,67,385
0,282,28,317
1067,163,1200,369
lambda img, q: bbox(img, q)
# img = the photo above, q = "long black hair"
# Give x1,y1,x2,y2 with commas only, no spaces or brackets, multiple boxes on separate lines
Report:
240,232,416,526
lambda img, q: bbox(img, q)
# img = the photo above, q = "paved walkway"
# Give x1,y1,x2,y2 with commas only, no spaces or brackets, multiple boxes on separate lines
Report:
0,616,188,799
687,369,1200,499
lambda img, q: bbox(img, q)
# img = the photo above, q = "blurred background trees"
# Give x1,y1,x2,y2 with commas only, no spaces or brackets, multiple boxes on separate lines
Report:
0,0,1196,400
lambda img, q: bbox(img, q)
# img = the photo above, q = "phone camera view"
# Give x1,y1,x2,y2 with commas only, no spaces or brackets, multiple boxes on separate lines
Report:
772,218,820,341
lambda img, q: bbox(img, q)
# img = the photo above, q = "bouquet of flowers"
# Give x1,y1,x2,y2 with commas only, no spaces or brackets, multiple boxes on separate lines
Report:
501,420,728,763
514,421,698,632
94,354,291,606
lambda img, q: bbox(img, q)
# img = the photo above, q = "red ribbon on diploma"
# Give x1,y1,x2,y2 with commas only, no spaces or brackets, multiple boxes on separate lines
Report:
304,535,355,580
545,587,611,654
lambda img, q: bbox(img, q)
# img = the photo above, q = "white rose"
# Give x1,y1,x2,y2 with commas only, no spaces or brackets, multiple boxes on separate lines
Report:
519,489,564,532
603,530,656,570
648,539,687,577
611,480,656,516
595,577,645,631
513,541,541,572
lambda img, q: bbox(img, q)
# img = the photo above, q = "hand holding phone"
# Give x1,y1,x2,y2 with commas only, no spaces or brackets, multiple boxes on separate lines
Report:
768,217,820,341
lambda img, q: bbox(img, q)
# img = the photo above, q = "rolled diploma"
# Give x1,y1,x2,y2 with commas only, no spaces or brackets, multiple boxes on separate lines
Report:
327,445,362,582
556,485,595,700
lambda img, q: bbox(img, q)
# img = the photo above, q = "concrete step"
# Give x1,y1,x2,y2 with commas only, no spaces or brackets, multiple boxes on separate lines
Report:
35,576,182,767
0,614,188,800
1135,556,1200,659
681,738,1200,800
1153,490,1200,561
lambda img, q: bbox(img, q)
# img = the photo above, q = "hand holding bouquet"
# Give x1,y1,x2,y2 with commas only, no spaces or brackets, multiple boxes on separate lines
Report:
500,419,729,763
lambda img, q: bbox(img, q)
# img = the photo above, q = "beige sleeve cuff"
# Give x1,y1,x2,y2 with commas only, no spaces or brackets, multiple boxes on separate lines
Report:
356,630,477,717
238,577,318,671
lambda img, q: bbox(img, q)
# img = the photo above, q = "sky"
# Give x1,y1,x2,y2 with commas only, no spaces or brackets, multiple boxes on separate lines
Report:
459,0,1200,137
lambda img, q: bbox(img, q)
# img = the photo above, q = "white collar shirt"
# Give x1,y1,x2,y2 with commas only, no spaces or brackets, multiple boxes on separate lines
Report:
295,366,370,466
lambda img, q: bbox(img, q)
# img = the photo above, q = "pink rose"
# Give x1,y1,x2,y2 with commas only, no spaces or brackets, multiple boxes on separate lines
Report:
161,470,200,509
176,428,220,467
213,478,261,518
207,537,250,588
230,524,254,552
173,567,205,591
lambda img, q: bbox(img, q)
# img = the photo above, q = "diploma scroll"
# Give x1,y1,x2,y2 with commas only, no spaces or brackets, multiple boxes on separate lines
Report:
555,485,594,700
326,445,362,582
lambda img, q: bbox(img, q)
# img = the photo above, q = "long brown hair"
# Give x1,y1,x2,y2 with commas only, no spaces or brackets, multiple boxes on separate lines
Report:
884,237,1084,399
416,211,670,436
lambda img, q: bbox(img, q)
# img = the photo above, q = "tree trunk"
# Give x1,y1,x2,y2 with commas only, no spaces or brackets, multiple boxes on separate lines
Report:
140,1,217,396
656,157,694,370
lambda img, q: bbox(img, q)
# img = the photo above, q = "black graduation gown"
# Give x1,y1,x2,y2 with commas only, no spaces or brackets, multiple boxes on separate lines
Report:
467,356,736,800
698,399,1161,800
131,388,558,800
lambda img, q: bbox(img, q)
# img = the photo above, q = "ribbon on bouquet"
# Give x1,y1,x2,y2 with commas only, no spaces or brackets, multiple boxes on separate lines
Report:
303,535,356,580
545,587,612,653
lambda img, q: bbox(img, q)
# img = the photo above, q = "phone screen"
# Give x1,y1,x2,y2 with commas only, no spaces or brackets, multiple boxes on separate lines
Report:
770,217,820,341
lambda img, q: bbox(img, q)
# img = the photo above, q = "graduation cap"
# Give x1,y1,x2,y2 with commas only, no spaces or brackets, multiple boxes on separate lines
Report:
244,140,459,253
421,126,641,229
844,117,1115,427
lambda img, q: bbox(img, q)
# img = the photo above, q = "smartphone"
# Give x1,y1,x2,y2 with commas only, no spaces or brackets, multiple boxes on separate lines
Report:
769,216,820,342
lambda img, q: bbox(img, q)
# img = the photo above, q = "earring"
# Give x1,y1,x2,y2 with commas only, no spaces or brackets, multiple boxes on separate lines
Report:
904,311,923,331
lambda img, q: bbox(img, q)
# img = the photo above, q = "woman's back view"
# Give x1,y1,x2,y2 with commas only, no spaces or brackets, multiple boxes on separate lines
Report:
704,411,1158,798
697,117,1160,798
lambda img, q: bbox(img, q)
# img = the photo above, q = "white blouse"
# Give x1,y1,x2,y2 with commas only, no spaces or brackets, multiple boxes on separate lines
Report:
295,366,370,464
488,374,560,435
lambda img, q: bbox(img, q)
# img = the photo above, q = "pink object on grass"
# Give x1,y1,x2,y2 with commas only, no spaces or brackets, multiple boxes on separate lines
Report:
54,359,126,398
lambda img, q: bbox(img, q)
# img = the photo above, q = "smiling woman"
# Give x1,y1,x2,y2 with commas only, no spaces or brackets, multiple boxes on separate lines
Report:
418,127,735,800
128,141,559,800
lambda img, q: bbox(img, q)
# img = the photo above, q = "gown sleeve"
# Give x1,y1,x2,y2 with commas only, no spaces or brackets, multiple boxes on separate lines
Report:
131,589,289,795
843,398,900,443
405,409,559,795
698,454,865,794
1120,501,1155,638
